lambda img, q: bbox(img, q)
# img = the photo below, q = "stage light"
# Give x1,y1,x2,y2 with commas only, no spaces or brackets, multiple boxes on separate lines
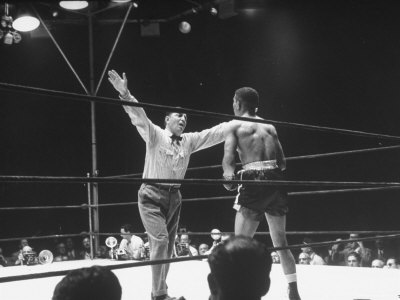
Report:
1,15,12,28
210,7,218,16
13,16,40,32
178,21,191,34
111,0,138,7
1,14,23,45
3,31,13,44
0,3,27,45
59,1,89,10
12,31,21,43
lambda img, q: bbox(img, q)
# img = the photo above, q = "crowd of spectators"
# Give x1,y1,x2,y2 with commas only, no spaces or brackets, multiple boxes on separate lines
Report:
289,233,400,269
0,229,399,300
0,235,98,266
0,228,399,271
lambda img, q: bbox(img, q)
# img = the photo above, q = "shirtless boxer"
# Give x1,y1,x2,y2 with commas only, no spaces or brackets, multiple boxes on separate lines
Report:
222,87,301,300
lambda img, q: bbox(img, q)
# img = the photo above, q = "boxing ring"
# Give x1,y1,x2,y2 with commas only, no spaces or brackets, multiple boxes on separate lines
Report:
1,2,400,299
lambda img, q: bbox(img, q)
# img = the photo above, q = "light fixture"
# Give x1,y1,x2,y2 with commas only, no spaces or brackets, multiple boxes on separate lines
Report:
1,3,39,45
0,11,22,45
12,31,21,43
111,0,139,7
178,21,191,34
3,31,13,44
59,1,89,10
210,7,218,16
13,16,40,32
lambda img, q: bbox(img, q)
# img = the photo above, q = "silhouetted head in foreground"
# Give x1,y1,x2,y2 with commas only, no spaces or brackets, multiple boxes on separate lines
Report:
207,235,272,300
52,265,122,300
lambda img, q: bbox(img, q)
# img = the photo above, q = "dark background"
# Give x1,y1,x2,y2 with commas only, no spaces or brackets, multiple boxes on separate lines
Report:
0,0,399,255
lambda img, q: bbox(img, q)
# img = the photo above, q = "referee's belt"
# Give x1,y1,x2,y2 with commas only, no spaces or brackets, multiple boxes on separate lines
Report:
149,184,180,192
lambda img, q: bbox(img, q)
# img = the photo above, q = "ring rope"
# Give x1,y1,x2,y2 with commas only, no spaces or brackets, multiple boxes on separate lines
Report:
0,204,89,211
95,231,400,237
1,176,400,188
1,185,398,212
288,185,400,196
1,233,400,284
0,203,133,211
0,233,90,243
0,187,398,211
271,233,400,251
106,144,400,178
1,230,399,244
1,81,400,141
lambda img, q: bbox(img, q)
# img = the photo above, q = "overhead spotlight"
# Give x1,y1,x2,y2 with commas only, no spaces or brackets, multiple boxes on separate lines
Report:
111,0,138,7
210,7,218,16
178,21,191,34
13,16,40,32
59,1,89,10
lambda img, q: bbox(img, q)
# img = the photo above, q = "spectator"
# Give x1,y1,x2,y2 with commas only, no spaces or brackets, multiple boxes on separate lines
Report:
52,265,122,300
326,238,345,266
298,253,310,265
206,229,222,254
271,251,280,264
96,245,109,259
334,234,372,267
347,252,361,267
118,224,144,260
385,257,399,269
181,233,198,254
79,237,91,260
198,243,210,255
54,242,69,262
16,245,37,265
11,239,30,264
371,238,395,262
371,259,385,268
66,238,78,260
348,233,372,267
176,233,198,257
301,238,325,265
207,235,272,300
